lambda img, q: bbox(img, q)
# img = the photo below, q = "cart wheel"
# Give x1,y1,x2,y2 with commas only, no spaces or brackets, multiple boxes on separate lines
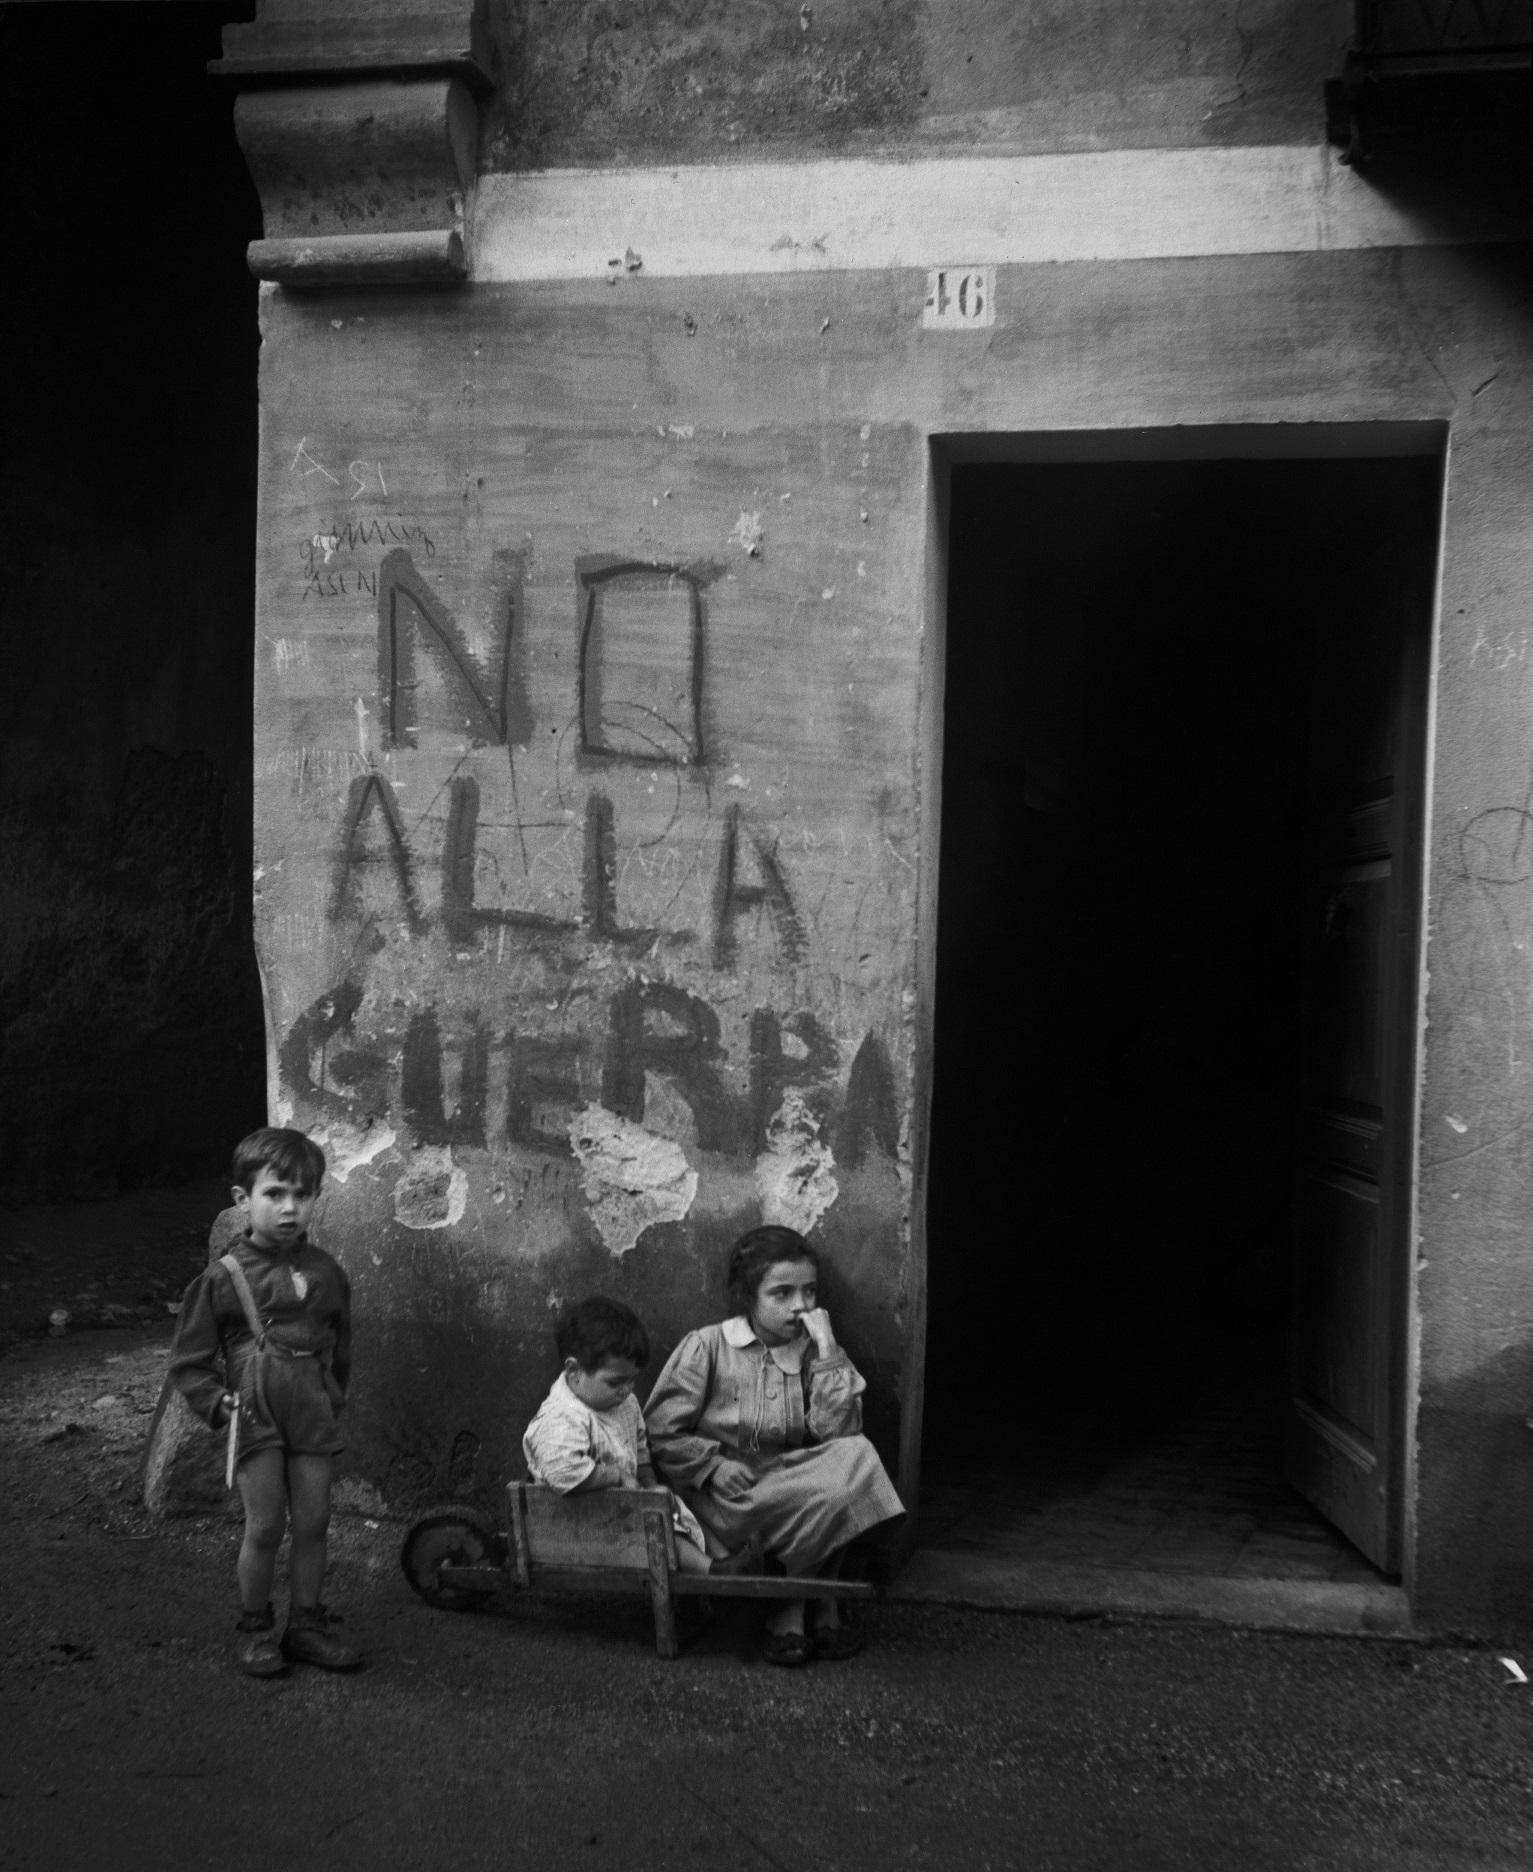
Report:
400,1504,504,1610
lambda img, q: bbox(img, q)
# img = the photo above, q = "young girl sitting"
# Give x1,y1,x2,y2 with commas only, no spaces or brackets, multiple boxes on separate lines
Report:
522,1296,719,1574
644,1224,905,1666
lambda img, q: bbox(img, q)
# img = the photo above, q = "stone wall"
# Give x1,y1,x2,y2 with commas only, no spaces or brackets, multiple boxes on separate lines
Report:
486,0,1350,169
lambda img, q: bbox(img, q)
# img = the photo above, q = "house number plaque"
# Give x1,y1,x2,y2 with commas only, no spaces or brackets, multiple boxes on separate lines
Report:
923,268,995,330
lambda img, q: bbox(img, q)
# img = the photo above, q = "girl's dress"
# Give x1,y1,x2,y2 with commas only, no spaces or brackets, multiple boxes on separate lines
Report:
522,1374,710,1557
643,1317,903,1573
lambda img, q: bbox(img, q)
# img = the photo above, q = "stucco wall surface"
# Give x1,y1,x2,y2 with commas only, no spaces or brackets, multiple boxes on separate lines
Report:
254,242,1533,1626
1411,246,1533,1625
486,0,1350,169
255,281,924,1506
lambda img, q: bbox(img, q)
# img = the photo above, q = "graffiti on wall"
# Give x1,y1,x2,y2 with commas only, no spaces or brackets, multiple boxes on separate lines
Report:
274,500,903,1249
576,556,714,767
281,970,899,1168
377,547,531,750
317,548,811,964
330,768,811,963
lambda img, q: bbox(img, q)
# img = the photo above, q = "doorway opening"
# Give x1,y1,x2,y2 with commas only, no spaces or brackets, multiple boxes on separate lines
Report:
918,440,1441,1601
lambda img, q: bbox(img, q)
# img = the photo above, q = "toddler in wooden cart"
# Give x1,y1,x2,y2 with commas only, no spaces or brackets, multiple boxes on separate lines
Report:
522,1295,737,1575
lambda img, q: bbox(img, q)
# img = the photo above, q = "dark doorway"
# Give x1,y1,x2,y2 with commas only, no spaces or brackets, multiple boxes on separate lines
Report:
921,449,1440,1585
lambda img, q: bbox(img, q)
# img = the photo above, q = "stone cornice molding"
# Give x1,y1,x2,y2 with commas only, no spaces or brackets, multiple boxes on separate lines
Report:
214,4,492,87
216,4,490,289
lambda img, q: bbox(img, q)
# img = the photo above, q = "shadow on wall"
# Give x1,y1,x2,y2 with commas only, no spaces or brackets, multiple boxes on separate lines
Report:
1419,1345,1533,1631
0,1,264,1202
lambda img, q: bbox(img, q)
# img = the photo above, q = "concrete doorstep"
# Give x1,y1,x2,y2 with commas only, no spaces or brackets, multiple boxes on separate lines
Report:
889,1547,1416,1639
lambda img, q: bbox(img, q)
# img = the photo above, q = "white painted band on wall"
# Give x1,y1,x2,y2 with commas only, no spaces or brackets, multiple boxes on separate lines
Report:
472,145,1521,285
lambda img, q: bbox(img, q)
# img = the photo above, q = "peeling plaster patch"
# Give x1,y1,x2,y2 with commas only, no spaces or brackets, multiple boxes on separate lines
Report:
311,1114,397,1184
569,1103,698,1257
1446,1115,1470,1134
642,1072,701,1151
755,1089,838,1236
393,1146,468,1231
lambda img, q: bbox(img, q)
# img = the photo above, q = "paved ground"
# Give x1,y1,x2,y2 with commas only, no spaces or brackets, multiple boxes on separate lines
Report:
4,1319,1533,1872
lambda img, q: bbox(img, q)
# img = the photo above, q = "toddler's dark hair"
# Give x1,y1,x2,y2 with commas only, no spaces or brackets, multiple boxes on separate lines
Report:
726,1224,821,1319
232,1126,327,1194
556,1297,650,1372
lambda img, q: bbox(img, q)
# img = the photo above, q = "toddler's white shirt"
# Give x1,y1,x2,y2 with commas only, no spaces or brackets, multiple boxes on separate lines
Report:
523,1372,646,1492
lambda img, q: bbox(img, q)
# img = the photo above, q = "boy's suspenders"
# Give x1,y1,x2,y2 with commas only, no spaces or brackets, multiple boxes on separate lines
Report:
217,1250,337,1398
218,1253,329,1368
218,1254,267,1349
217,1254,265,1487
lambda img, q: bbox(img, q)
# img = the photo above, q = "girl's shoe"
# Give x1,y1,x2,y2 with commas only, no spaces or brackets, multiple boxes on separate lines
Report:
759,1626,812,1667
281,1604,362,1671
234,1604,288,1678
812,1618,865,1661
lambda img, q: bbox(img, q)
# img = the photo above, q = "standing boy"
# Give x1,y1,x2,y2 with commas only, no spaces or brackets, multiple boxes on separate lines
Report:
168,1126,361,1677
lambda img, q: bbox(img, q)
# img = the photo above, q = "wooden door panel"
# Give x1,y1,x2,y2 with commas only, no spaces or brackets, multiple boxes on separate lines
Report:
1289,780,1409,1569
1284,463,1438,1577
1306,861,1390,1112
1291,1169,1381,1442
1289,1160,1386,1546
1289,817,1404,1569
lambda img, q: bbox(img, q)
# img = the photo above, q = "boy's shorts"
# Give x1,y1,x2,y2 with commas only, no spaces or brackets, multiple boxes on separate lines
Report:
230,1342,345,1462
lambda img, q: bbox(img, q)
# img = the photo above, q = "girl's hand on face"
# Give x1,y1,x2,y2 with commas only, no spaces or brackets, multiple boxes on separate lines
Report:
709,1457,755,1500
800,1307,837,1356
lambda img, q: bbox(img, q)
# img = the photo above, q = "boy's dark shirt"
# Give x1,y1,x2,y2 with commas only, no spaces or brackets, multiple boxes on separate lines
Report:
167,1231,351,1428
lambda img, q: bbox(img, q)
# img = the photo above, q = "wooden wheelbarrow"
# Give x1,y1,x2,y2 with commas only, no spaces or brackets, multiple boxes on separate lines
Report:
401,1481,875,1658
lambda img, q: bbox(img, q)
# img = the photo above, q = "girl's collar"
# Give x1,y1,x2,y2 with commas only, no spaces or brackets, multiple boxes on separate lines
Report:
722,1314,809,1372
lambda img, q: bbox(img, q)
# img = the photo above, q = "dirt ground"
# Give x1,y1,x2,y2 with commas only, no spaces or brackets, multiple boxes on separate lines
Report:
0,1180,222,1350
4,1193,1533,1870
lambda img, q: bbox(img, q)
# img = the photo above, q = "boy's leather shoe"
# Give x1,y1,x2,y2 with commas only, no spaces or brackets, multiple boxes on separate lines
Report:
282,1604,362,1672
234,1604,288,1678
